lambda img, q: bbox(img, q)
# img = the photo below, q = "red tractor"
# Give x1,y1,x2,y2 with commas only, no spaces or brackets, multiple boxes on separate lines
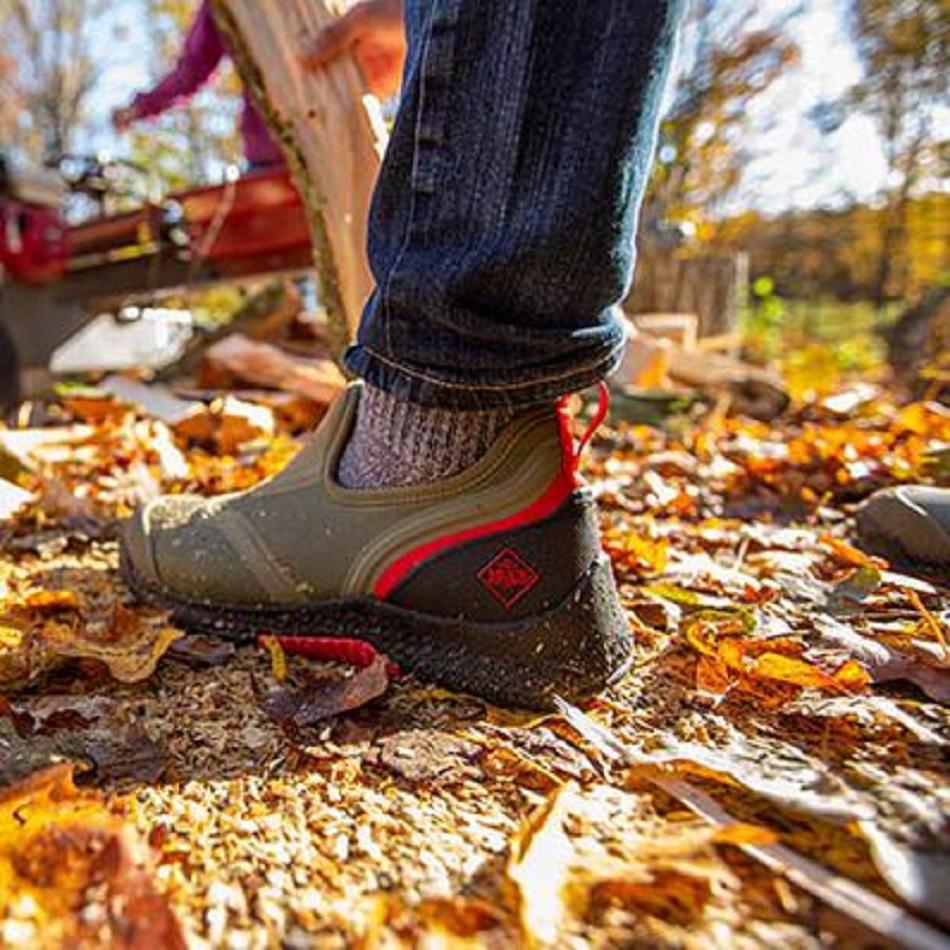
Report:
0,153,314,406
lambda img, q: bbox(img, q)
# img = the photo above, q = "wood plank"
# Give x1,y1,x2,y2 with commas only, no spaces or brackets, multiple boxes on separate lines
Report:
212,0,387,360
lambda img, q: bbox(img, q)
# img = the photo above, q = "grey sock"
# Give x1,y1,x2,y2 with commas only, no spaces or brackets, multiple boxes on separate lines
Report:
338,385,513,489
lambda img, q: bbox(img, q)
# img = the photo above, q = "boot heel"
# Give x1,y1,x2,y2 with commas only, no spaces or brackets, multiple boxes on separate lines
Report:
366,553,633,709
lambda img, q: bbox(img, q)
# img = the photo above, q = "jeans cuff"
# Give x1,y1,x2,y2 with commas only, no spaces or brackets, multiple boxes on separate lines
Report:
343,333,627,410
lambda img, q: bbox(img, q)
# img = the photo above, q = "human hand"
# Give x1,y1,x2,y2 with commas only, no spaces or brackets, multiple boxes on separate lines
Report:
301,0,406,98
111,106,137,132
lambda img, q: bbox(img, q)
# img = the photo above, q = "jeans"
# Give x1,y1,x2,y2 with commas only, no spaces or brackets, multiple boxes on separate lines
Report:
345,0,685,409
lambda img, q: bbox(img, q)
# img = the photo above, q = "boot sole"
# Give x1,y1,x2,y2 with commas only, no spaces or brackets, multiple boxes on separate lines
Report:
121,551,633,710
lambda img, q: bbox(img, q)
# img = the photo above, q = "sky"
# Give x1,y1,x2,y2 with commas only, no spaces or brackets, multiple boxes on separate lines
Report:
82,0,908,216
737,0,889,213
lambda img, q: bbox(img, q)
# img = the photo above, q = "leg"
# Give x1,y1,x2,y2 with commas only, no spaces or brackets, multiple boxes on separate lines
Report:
122,0,685,707
346,0,685,410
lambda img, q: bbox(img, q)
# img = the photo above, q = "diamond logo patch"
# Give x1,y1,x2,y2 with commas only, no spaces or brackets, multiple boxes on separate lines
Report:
477,547,540,610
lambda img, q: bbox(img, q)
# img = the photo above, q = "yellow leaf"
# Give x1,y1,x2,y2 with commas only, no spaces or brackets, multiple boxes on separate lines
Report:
831,659,872,692
259,634,288,681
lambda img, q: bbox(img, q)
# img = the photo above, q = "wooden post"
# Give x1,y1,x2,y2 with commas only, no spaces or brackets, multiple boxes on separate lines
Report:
212,1,387,362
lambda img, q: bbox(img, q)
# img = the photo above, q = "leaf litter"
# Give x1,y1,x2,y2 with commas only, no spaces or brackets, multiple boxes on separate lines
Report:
0,381,946,946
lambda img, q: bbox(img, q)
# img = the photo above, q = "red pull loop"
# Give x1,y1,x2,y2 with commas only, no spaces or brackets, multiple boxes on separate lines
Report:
556,381,610,475
575,381,610,463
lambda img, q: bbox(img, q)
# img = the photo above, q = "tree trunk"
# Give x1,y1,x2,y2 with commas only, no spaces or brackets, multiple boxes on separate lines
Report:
211,0,387,362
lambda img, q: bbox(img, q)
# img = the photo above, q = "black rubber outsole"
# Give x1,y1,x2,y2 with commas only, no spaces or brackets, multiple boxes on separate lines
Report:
122,552,633,710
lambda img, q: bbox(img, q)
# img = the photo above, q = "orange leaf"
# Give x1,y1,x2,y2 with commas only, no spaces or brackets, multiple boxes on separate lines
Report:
23,590,82,612
695,656,732,695
751,652,837,690
712,823,779,846
821,535,886,570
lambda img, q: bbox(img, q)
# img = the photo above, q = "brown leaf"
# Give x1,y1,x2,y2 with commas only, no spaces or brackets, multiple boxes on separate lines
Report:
0,602,183,691
588,869,713,926
82,728,167,784
166,634,237,668
411,896,509,941
1,693,115,736
263,654,390,729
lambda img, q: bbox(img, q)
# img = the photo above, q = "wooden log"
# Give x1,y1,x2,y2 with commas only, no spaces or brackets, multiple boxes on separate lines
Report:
212,0,388,361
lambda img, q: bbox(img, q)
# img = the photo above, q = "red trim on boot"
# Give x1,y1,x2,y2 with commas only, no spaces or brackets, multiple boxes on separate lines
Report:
373,471,572,598
373,385,610,600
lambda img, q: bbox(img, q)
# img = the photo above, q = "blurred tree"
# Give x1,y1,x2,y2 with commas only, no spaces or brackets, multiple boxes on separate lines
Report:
642,0,799,244
846,0,949,306
0,0,108,163
716,192,948,304
126,0,242,190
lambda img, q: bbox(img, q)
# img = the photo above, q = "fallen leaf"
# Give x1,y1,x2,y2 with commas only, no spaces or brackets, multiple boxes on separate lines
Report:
0,765,184,947
587,868,714,926
832,565,882,603
167,634,236,668
411,896,509,943
81,728,168,784
259,634,288,681
62,394,129,424
786,695,946,746
813,614,950,702
0,694,115,735
507,783,576,947
263,655,390,730
40,610,183,685
875,657,950,703
0,601,183,690
821,535,886,570
751,651,868,693
23,589,82,612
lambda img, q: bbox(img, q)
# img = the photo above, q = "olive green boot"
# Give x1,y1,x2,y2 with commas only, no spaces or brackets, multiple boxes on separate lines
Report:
855,485,950,571
121,383,631,708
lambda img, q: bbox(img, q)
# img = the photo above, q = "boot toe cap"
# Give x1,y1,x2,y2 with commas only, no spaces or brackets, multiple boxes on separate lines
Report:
121,495,220,596
856,486,950,568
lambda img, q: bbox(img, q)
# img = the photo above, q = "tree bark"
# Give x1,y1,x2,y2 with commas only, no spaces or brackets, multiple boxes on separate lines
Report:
211,0,387,362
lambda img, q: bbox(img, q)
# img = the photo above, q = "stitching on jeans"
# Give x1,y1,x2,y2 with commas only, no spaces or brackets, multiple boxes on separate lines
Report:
380,1,439,354
360,334,627,392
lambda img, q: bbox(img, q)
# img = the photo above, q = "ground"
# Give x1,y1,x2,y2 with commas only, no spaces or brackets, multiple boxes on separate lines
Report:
0,382,946,948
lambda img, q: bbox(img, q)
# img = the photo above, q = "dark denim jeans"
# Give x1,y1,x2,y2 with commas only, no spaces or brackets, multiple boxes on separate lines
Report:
345,0,685,409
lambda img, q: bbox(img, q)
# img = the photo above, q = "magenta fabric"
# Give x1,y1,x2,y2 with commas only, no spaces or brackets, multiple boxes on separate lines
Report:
131,0,283,167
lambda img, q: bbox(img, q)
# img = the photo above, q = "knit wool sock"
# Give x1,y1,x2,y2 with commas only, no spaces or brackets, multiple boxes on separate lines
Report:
338,385,513,489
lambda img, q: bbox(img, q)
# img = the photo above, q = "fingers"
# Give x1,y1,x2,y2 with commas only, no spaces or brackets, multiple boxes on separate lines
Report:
301,4,369,69
112,107,134,132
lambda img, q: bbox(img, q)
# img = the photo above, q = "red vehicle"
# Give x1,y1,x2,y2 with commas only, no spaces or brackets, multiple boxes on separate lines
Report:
0,154,314,405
